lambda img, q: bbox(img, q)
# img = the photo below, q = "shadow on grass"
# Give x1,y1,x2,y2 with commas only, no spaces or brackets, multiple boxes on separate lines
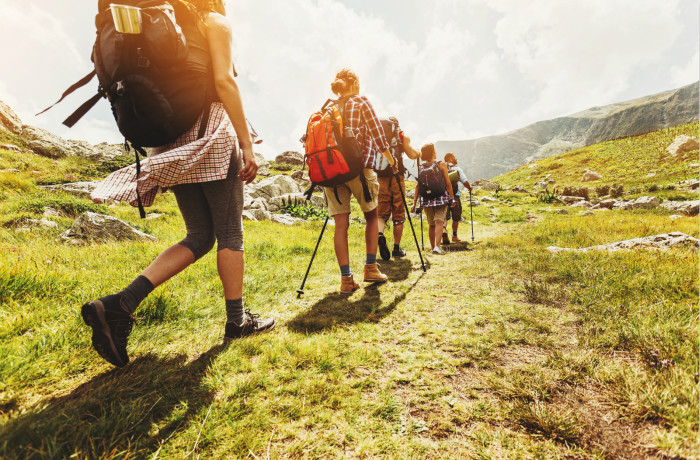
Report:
443,241,476,253
288,258,425,333
0,345,224,460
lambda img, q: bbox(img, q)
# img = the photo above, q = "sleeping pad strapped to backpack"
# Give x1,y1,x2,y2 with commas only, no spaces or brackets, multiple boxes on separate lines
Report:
376,118,404,178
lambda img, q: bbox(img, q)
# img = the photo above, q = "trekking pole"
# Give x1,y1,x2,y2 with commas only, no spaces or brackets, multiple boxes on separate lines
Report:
420,205,424,250
397,176,426,272
297,215,330,298
469,188,475,242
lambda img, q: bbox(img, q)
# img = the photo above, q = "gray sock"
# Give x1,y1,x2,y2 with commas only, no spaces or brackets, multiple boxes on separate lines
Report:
226,298,245,325
119,275,155,314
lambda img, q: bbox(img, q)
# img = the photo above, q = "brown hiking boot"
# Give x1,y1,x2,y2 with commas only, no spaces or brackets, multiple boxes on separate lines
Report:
340,275,360,294
364,263,388,283
452,235,462,243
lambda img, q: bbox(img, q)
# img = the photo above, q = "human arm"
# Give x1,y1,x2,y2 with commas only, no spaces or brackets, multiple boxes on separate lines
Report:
205,13,257,184
401,134,420,160
455,166,472,191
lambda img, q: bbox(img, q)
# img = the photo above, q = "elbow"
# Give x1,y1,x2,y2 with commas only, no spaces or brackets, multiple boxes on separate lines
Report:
214,74,238,96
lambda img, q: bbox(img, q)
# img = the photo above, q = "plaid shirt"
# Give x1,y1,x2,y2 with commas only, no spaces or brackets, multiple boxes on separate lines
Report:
341,95,389,169
92,103,242,207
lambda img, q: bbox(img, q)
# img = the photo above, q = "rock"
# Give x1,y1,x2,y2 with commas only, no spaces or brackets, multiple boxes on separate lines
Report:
481,196,499,203
270,214,305,226
562,196,585,204
546,233,699,254
631,196,660,209
646,173,657,178
670,215,684,221
0,144,22,153
89,143,127,161
0,100,22,134
612,201,635,210
464,198,481,207
241,211,258,222
248,209,271,221
570,201,593,209
43,207,61,218
535,181,549,189
291,170,309,182
145,213,163,220
275,151,304,166
660,200,700,216
511,185,528,193
680,179,699,190
599,199,617,209
249,198,269,211
248,175,305,200
666,135,699,156
582,169,603,182
61,212,155,244
555,209,570,215
17,219,58,230
528,164,539,169
21,126,89,158
255,153,270,177
40,181,101,200
473,179,500,191
579,211,595,216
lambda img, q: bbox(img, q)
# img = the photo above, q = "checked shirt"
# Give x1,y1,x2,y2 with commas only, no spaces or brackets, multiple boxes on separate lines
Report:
341,95,390,169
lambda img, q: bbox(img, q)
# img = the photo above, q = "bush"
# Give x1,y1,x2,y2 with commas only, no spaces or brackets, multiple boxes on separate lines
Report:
282,202,327,220
595,185,610,197
561,186,590,200
610,184,624,198
270,162,295,172
536,187,560,204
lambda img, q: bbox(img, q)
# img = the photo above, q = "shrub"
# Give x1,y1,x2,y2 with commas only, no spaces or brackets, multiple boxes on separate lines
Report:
270,162,295,172
610,184,624,198
561,186,590,200
282,202,327,220
595,185,610,197
536,187,560,204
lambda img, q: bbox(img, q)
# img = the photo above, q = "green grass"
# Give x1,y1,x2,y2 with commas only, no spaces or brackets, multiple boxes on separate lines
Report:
0,126,698,459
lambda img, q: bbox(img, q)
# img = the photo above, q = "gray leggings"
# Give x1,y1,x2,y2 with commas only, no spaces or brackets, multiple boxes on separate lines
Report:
171,158,244,260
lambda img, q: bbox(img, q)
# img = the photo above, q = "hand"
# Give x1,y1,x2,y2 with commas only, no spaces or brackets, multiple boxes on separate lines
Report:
450,201,456,208
392,164,399,175
237,145,258,184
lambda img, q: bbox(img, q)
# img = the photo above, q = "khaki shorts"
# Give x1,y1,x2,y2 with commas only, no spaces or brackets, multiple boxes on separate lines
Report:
424,205,448,226
377,175,406,225
324,169,379,216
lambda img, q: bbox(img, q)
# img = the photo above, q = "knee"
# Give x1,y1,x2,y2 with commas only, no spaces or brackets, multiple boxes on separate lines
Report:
180,232,216,261
216,230,244,252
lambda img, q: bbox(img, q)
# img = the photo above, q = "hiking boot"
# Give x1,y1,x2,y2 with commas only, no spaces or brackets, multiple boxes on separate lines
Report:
340,275,360,294
442,233,451,245
224,310,276,342
391,246,406,258
364,263,388,283
81,295,134,367
378,233,391,261
431,246,445,255
452,235,462,243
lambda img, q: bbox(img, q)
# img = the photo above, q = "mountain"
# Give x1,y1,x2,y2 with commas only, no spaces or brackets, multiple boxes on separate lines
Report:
436,82,699,180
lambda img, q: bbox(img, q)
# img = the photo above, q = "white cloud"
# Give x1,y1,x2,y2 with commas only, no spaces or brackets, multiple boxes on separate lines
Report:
670,48,700,88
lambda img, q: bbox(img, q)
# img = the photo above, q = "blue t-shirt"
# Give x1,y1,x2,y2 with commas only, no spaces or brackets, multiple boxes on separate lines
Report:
448,165,468,197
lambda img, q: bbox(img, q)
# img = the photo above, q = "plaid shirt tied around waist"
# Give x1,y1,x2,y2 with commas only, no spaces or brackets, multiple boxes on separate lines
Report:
91,103,241,208
341,95,389,169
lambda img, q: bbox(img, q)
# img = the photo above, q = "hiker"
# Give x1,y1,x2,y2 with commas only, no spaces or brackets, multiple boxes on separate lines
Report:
411,143,455,255
442,153,472,244
82,0,274,368
376,117,420,260
327,69,397,294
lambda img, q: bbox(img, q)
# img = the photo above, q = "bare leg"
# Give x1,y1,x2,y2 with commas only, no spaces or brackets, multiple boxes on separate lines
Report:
216,249,244,300
364,209,379,256
393,223,404,246
434,220,445,249
141,244,196,288
452,220,459,236
334,213,350,266
428,224,436,249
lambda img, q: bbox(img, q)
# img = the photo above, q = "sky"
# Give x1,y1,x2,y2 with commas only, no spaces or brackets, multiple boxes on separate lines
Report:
0,0,697,159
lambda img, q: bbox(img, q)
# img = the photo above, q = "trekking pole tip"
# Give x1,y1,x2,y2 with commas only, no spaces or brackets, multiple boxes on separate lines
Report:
297,290,304,299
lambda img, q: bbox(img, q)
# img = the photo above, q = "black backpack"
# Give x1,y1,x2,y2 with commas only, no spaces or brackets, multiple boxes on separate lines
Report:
417,161,447,200
376,118,404,178
40,0,215,148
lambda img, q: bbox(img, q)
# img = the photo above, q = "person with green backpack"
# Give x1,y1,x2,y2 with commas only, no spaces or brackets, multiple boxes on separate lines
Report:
442,153,472,244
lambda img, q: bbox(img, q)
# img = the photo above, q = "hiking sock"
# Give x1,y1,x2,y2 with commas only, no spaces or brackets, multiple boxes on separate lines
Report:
393,244,400,251
366,254,377,265
452,232,458,237
226,298,245,326
118,275,155,314
340,265,352,277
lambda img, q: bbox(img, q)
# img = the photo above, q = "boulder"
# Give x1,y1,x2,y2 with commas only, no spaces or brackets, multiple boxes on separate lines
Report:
249,198,269,211
481,196,499,203
275,151,304,166
582,169,603,182
666,135,699,156
562,196,585,204
473,179,500,191
579,211,595,216
248,175,304,200
270,214,305,226
511,185,528,193
248,209,272,221
0,144,22,153
88,143,127,161
535,181,549,189
660,200,699,216
547,232,699,254
61,212,155,244
16,219,58,230
612,201,635,211
291,170,309,182
528,164,539,169
40,181,101,200
21,126,90,158
255,153,270,176
570,201,592,209
241,211,258,222
43,207,61,218
599,199,617,209
555,209,570,215
631,196,660,209
0,100,22,134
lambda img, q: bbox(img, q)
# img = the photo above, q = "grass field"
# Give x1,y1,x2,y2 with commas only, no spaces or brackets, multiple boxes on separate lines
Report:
0,127,698,459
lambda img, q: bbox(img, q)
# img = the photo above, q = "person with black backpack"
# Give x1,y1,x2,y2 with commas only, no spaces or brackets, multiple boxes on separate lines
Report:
442,153,472,244
376,117,420,260
75,0,275,368
411,144,455,255
325,69,397,294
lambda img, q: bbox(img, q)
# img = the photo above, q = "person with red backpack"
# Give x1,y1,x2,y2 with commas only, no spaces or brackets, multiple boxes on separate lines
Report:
325,69,397,294
77,0,275,368
411,144,455,255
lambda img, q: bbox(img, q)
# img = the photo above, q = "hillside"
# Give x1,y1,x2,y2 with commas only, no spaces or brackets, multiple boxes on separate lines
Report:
436,82,699,180
0,124,698,458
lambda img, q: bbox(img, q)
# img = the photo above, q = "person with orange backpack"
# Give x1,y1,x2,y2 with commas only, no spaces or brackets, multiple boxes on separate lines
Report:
307,69,397,294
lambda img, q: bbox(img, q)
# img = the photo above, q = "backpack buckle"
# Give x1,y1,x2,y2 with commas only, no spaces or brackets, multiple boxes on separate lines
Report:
115,81,126,96
136,48,150,68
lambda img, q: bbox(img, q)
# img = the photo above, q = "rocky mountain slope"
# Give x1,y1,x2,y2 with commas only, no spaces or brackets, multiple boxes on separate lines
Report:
436,82,699,180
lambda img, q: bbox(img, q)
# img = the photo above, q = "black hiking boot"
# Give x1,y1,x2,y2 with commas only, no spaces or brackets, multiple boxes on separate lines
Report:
378,233,391,261
391,246,406,258
442,233,451,245
224,310,276,342
81,295,134,367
